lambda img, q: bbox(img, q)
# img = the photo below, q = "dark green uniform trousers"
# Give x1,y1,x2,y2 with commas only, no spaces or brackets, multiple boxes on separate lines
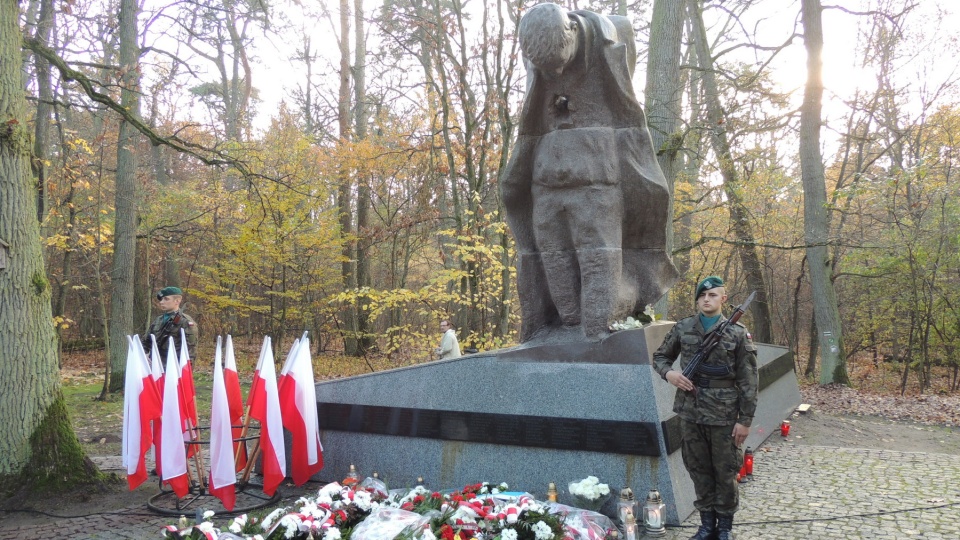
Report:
681,420,742,515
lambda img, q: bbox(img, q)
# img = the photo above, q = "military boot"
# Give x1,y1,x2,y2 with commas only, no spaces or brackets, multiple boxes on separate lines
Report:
716,514,735,540
688,510,717,540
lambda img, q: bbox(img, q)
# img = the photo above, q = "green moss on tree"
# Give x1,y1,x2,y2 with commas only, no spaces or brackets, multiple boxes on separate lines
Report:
31,271,48,295
17,391,108,492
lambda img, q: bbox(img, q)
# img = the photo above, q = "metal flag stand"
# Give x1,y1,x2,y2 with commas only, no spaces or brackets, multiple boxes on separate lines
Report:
146,424,281,516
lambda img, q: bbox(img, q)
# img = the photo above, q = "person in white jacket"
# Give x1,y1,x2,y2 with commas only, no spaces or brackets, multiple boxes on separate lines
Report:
435,320,461,360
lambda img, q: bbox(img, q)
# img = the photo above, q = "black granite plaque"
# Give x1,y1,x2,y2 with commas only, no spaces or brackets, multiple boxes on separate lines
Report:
317,403,662,456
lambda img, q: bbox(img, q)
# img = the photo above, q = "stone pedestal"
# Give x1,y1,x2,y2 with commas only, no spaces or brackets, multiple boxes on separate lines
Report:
312,322,799,525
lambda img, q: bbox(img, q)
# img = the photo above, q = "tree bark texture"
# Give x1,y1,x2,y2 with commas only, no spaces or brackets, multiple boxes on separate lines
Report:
354,0,375,354
799,0,848,385
337,0,359,356
0,0,95,484
107,0,142,391
30,0,54,223
644,0,685,313
687,0,773,342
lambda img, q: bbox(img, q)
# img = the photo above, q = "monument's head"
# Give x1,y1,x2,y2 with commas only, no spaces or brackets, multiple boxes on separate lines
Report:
518,3,579,75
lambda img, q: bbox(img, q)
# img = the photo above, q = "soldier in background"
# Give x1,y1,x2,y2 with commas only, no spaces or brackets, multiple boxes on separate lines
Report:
652,276,758,540
141,286,197,359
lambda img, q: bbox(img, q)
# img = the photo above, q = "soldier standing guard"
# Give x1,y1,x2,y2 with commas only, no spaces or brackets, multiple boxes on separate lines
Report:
652,276,758,540
142,286,198,360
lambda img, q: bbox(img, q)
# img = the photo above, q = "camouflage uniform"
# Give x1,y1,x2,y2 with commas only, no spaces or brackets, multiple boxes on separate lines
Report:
141,310,198,360
652,315,758,516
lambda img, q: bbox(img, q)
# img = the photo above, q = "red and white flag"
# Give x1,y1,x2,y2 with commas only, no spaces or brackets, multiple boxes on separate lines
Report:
248,339,286,496
279,333,323,486
209,336,237,510
122,335,162,490
149,334,165,478
161,339,191,497
245,336,272,415
178,329,200,458
223,334,247,471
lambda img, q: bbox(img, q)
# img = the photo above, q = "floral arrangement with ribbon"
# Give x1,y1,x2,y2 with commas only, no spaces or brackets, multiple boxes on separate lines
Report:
162,479,615,540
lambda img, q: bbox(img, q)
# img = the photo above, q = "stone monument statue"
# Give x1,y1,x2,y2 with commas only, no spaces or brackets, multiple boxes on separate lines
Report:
502,3,678,342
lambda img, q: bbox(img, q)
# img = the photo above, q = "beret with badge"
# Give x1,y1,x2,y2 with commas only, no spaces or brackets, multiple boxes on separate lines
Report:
695,276,724,299
156,286,183,300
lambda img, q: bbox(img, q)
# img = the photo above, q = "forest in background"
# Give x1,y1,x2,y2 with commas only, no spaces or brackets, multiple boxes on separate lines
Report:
15,0,960,396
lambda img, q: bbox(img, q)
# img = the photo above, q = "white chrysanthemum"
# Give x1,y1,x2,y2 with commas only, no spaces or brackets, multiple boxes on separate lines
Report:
319,482,343,498
280,515,301,539
354,490,373,511
196,521,216,535
203,510,215,520
502,528,518,540
229,514,248,533
317,494,334,506
261,508,286,531
533,521,553,540
326,527,343,540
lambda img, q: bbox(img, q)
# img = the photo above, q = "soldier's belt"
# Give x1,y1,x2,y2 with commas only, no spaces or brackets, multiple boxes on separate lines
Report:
695,378,736,388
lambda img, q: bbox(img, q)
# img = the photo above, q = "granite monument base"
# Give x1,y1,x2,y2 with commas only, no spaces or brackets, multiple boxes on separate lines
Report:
311,322,800,525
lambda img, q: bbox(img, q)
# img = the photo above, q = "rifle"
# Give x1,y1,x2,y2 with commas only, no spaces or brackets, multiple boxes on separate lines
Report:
681,291,756,394
141,312,183,353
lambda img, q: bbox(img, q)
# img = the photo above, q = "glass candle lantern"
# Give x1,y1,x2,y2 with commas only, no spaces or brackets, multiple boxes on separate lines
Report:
617,487,636,526
345,464,360,483
642,489,667,537
780,420,791,436
547,482,558,502
744,447,754,476
622,509,638,540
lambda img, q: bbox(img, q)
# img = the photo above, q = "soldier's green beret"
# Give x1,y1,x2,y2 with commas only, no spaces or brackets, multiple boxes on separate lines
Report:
695,276,724,299
156,286,183,299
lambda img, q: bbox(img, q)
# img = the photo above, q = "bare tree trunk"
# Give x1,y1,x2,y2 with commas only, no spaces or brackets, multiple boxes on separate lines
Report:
0,0,97,483
687,0,772,342
337,0,358,356
106,0,142,392
353,0,375,355
30,0,54,224
799,0,848,385
644,0,685,314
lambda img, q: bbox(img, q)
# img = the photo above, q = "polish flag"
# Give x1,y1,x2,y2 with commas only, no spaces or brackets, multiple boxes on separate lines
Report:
209,337,237,510
223,335,247,471
177,329,199,458
277,333,305,391
278,334,323,486
122,335,162,490
161,339,191,497
149,334,165,478
245,336,273,415
248,340,286,496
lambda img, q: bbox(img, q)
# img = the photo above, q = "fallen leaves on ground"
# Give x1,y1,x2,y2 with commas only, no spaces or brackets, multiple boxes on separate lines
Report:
800,383,960,427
